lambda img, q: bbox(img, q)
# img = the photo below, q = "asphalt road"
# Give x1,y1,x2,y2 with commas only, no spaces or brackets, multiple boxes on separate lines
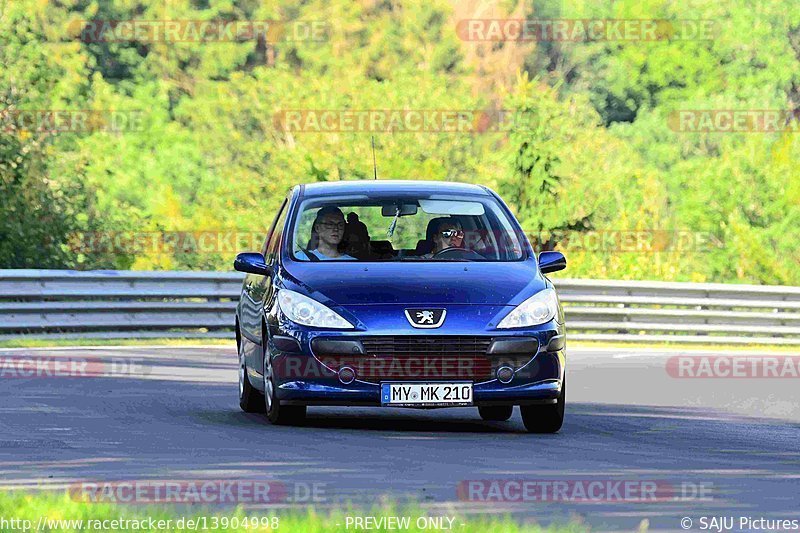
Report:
0,345,798,532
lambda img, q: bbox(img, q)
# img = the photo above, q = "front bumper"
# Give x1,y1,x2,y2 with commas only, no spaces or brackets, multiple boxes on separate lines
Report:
278,379,562,407
267,323,566,407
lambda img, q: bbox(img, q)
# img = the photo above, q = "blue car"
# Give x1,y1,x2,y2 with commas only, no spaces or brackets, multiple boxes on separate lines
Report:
234,181,567,433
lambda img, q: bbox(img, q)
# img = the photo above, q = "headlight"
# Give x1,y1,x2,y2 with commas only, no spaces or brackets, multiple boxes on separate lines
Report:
497,289,559,329
277,289,353,329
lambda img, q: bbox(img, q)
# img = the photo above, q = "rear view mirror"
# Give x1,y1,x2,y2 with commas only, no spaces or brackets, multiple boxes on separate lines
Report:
538,251,567,274
234,252,273,277
381,203,418,217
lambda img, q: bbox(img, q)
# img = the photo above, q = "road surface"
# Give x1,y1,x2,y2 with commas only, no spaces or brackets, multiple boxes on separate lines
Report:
0,345,798,532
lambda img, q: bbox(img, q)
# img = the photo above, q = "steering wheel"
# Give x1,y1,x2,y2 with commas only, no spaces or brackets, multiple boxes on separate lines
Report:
432,247,484,260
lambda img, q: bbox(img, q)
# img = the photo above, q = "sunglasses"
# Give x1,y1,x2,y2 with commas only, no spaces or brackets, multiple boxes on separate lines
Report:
440,229,464,239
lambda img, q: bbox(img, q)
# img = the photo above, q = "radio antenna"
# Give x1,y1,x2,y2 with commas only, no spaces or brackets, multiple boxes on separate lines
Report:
371,136,378,180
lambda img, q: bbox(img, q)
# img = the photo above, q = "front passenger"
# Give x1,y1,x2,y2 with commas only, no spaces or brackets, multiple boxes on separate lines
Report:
296,206,356,261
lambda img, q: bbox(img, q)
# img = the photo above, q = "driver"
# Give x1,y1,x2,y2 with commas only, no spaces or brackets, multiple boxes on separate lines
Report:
296,206,356,261
423,218,465,258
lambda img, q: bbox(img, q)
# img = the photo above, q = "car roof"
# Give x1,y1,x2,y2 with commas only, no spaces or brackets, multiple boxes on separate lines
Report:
299,180,491,198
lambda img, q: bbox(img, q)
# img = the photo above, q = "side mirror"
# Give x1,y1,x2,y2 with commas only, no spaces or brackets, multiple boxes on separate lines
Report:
234,252,273,277
538,251,566,274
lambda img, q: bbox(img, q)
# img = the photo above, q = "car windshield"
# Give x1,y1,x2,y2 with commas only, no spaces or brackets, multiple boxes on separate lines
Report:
289,194,525,262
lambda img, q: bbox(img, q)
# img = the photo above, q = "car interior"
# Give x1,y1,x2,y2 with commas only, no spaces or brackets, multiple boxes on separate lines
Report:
293,199,522,261
338,213,509,261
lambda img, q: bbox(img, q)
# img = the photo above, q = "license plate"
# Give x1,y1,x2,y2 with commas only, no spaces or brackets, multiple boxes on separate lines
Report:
381,382,473,407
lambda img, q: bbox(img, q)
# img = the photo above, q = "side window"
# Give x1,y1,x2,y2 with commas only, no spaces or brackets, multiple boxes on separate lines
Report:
264,199,290,264
261,198,288,257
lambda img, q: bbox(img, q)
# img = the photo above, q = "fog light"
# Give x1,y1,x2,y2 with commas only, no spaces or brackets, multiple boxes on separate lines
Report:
338,366,356,384
496,366,514,384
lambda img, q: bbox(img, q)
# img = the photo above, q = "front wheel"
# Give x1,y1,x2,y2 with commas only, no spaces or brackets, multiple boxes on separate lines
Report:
263,339,306,425
520,380,565,433
478,405,513,421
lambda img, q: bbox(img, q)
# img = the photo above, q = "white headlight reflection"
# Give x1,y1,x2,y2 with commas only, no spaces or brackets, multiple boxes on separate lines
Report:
497,288,559,329
277,289,354,329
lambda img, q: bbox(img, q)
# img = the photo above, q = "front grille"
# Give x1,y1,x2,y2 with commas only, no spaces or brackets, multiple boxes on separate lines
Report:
361,336,493,357
320,336,495,382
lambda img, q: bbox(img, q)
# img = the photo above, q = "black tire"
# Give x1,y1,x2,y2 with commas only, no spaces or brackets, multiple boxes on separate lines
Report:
238,333,265,413
263,335,306,425
520,379,565,433
478,405,513,421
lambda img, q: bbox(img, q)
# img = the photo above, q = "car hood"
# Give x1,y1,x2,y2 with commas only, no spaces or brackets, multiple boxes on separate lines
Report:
280,260,545,306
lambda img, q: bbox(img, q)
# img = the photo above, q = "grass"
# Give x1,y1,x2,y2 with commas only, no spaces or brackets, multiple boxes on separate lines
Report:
0,491,589,532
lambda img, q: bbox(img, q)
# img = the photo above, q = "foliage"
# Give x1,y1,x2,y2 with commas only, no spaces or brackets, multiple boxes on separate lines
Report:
0,0,797,284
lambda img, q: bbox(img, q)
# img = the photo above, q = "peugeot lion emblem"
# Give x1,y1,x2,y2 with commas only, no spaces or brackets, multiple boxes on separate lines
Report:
404,308,447,328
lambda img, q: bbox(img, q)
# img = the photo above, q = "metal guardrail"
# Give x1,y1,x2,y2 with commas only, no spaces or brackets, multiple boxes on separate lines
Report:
1,270,799,344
